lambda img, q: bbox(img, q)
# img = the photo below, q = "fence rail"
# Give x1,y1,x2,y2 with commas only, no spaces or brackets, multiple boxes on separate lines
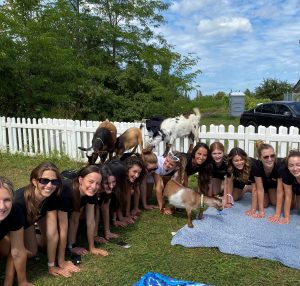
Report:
0,116,300,161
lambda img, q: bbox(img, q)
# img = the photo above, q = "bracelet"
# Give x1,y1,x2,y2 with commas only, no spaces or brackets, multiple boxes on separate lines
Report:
48,262,55,267
68,244,73,250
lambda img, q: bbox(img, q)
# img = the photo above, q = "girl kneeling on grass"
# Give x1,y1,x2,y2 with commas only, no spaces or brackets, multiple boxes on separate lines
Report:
224,147,254,208
14,162,76,278
183,142,213,195
0,176,32,286
94,164,119,242
210,142,227,196
117,154,146,225
246,141,283,218
66,165,108,257
268,150,300,224
142,149,180,214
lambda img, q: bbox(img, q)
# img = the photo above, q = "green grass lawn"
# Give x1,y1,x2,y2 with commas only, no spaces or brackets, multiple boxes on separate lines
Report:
1,153,300,286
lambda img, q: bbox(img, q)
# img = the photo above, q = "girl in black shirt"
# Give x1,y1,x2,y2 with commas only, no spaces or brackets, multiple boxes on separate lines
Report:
66,165,108,257
210,142,227,196
14,161,72,278
269,150,300,224
0,176,31,286
224,147,254,207
248,141,283,218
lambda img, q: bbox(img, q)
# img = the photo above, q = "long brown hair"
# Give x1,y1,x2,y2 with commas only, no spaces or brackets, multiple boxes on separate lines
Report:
72,165,102,212
227,147,250,183
141,146,157,165
24,162,62,224
191,142,213,194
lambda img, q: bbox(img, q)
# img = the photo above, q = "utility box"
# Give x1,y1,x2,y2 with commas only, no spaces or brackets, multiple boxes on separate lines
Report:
229,91,245,117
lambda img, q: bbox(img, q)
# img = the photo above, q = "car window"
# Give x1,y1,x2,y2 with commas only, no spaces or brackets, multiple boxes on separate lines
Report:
276,104,290,115
289,103,300,115
258,104,275,114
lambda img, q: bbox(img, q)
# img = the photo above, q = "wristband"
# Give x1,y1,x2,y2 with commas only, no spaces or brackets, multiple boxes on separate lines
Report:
68,244,73,250
48,262,55,267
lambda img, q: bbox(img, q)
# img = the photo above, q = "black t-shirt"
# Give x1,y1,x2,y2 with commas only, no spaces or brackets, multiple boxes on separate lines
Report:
60,180,97,214
212,160,227,180
281,166,300,195
184,153,209,177
252,158,283,188
14,187,58,228
0,203,25,240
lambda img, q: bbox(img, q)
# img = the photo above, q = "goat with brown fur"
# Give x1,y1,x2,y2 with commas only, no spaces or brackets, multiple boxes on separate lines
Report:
163,180,223,228
115,125,143,156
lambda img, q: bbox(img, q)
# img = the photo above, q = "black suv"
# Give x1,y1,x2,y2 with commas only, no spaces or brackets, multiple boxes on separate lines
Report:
240,101,300,130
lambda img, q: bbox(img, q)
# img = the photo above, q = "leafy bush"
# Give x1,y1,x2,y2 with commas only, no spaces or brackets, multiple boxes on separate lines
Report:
245,96,271,110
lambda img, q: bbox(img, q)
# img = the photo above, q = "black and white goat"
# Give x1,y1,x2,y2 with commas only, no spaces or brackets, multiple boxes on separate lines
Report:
146,108,201,156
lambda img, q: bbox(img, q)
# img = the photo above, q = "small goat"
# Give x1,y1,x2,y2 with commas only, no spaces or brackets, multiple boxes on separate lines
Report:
147,108,201,156
115,125,143,156
78,120,117,164
163,180,223,228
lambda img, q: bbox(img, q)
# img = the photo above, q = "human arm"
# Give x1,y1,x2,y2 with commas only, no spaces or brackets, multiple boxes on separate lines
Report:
268,178,284,223
9,228,33,286
280,183,292,224
251,177,264,218
57,210,80,273
100,199,118,240
223,176,233,208
85,203,108,256
68,211,87,255
245,183,258,216
131,184,141,217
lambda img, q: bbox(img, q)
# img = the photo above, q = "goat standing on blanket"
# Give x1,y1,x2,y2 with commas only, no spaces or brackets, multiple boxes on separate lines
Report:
147,108,201,156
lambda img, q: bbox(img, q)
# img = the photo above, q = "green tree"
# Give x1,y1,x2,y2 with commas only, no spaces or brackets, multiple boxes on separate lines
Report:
254,78,293,101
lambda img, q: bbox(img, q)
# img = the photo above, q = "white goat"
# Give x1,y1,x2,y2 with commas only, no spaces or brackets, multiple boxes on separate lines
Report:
148,108,201,156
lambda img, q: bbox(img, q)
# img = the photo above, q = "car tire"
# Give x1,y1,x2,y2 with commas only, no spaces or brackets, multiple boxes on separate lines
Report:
246,121,258,132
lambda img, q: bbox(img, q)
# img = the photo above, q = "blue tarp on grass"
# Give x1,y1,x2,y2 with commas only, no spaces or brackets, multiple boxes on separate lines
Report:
171,193,300,269
133,272,210,286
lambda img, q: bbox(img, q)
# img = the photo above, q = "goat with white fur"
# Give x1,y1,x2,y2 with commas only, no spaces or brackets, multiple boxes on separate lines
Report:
147,108,201,156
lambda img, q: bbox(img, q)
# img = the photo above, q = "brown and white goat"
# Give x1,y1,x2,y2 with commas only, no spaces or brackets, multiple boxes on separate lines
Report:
115,125,143,156
163,180,223,228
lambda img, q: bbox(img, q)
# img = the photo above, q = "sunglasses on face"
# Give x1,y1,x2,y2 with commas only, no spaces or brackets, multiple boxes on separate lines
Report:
168,151,180,162
262,154,276,160
38,178,61,186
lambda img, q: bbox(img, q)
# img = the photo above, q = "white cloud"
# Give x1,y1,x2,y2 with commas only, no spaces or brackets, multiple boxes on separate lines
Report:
197,17,252,37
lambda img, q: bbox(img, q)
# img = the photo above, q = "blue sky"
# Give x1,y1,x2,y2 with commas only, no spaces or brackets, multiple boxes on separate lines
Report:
159,0,300,96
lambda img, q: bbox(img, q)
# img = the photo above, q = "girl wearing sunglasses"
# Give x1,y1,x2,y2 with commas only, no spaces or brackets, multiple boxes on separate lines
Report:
141,148,180,214
246,141,283,218
0,176,32,286
14,161,74,278
268,150,300,224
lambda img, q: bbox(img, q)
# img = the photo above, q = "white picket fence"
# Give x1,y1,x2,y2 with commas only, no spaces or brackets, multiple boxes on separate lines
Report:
0,116,300,161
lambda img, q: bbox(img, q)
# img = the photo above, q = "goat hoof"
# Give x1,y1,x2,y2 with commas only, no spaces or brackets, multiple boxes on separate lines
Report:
188,224,194,228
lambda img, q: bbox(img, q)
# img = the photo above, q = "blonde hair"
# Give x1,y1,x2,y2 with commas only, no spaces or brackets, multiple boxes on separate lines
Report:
0,176,14,198
256,140,275,158
141,146,157,165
